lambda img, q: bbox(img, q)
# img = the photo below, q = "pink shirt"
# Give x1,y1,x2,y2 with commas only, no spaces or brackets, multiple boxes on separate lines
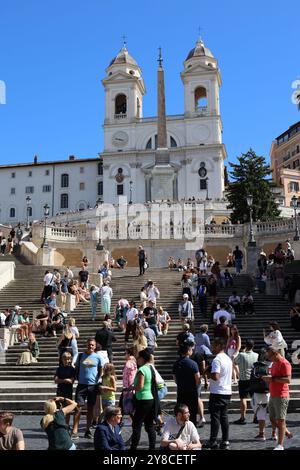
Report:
122,358,137,389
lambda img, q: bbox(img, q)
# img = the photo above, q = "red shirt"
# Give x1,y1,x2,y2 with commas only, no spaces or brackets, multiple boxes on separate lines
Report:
270,358,291,398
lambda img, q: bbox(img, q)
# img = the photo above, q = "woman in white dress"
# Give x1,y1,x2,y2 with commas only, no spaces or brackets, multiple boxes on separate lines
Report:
140,287,148,310
263,322,287,357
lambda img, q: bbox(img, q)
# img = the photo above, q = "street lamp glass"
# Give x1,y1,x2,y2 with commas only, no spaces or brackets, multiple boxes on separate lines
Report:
291,195,297,209
246,195,253,207
26,196,31,205
43,204,50,216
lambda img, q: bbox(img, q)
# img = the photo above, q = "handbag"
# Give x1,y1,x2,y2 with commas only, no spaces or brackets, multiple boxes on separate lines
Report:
122,390,136,415
144,261,148,270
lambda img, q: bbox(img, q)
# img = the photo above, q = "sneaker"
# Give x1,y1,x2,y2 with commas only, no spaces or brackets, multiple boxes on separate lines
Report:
84,430,93,439
202,441,219,450
271,435,278,441
219,441,230,450
254,434,266,441
273,444,284,450
71,432,79,440
233,418,246,425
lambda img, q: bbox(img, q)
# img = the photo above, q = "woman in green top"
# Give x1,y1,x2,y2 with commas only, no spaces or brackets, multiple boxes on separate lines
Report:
131,349,156,450
16,333,40,365
41,397,77,450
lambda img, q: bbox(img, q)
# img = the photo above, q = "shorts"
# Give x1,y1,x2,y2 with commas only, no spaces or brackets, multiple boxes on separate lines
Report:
238,380,252,399
102,399,115,407
75,384,98,407
268,396,289,420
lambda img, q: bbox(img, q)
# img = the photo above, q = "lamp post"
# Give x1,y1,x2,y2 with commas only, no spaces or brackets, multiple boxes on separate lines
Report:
26,196,31,231
41,203,50,248
246,194,256,246
96,200,103,251
205,177,209,200
291,195,300,241
129,180,133,205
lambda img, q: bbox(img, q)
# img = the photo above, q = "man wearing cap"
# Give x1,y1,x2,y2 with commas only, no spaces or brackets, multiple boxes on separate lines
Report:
178,294,194,326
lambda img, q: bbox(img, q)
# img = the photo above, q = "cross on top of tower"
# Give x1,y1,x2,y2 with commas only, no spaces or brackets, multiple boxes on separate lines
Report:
122,34,127,49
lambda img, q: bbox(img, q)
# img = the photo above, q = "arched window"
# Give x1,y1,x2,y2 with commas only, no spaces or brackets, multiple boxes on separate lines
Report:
60,193,69,209
170,136,177,148
145,135,178,149
10,207,16,218
78,203,85,211
194,86,208,112
98,161,103,176
115,94,127,115
61,174,69,188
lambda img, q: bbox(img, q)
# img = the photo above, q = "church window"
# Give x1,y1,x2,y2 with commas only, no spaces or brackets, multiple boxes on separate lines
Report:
98,181,103,196
117,184,124,195
170,136,177,148
61,174,69,188
194,86,208,112
79,182,85,190
98,161,103,176
10,208,16,218
129,70,135,75
28,207,33,217
145,134,178,149
200,179,207,190
60,193,69,209
115,94,127,115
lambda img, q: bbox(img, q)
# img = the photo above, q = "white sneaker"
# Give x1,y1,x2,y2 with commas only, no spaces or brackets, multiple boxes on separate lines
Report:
273,444,284,450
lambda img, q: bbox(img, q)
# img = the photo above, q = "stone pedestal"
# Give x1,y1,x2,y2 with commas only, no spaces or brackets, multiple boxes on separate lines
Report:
246,245,261,274
37,247,55,266
151,164,175,200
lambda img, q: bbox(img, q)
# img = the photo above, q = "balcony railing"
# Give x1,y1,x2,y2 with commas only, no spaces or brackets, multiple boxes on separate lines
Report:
114,113,127,120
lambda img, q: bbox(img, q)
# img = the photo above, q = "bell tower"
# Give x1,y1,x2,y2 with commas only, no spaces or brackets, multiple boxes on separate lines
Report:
102,44,145,125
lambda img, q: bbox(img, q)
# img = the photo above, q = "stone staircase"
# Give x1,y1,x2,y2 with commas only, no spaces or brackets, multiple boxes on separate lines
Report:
0,256,299,414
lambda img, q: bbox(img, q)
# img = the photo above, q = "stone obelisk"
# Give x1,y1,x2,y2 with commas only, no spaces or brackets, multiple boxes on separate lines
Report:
151,48,175,200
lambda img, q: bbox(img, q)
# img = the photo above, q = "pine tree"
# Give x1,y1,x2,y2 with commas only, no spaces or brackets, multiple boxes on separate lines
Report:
226,149,280,223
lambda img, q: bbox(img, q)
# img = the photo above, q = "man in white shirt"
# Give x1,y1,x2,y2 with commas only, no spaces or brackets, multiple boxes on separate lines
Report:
213,303,231,325
161,403,201,450
0,311,6,326
204,337,232,450
124,301,138,344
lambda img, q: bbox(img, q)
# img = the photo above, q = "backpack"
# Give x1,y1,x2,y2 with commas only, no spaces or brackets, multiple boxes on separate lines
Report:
198,285,206,298
249,361,269,394
5,312,16,327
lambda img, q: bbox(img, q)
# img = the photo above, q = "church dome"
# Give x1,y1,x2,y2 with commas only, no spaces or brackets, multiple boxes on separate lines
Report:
186,38,214,60
109,47,138,67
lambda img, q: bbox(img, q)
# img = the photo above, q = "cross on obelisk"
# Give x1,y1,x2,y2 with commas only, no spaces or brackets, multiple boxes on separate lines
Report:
122,34,127,48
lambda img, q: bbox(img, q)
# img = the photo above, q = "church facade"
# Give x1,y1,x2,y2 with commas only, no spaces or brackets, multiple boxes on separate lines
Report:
102,38,227,205
0,38,228,225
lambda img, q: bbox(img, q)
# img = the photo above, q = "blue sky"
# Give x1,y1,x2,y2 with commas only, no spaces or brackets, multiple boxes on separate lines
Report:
0,0,299,171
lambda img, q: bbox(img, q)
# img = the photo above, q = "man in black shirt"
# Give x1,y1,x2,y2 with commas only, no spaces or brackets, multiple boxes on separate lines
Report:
173,343,201,425
95,321,117,363
78,267,89,288
143,301,159,336
233,245,243,275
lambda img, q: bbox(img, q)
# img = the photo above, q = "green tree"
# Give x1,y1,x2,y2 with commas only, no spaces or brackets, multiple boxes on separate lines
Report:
226,148,280,223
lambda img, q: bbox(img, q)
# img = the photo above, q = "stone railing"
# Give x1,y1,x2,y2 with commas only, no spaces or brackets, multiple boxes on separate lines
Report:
255,219,296,235
40,226,87,241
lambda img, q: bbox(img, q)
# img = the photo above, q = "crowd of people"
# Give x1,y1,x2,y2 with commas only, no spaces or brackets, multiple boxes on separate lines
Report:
0,244,296,452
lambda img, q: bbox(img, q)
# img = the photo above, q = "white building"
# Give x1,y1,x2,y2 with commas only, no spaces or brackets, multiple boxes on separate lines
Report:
0,38,228,225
